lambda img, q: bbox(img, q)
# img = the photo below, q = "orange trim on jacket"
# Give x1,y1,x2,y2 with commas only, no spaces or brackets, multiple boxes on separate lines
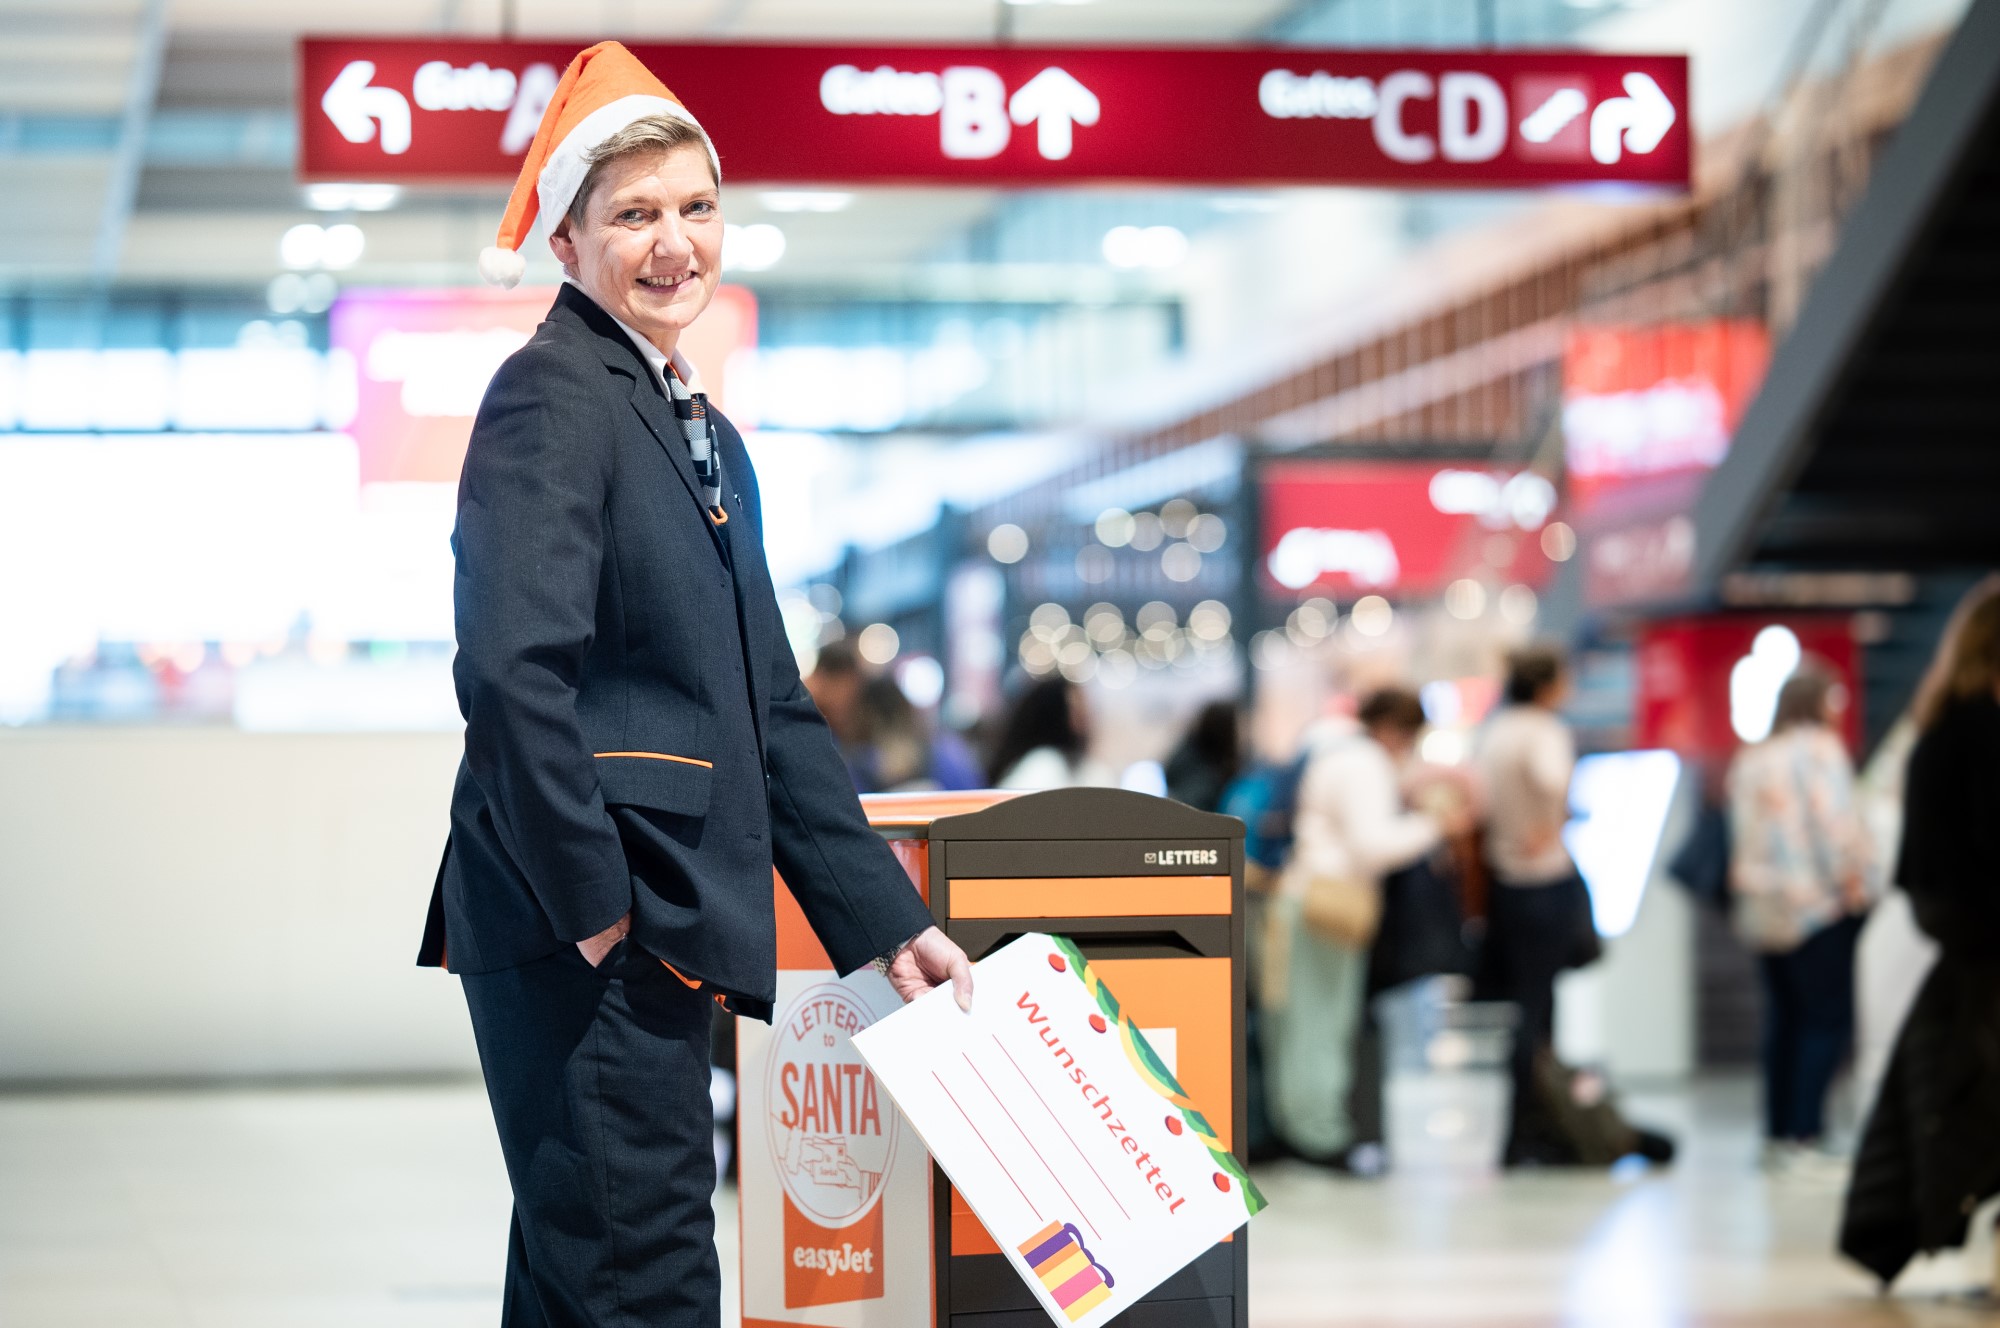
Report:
593,751,714,769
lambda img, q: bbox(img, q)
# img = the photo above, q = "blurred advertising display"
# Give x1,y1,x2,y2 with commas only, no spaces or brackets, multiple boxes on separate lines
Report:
1562,321,1770,514
1258,460,1556,597
329,284,756,485
301,40,1689,189
0,340,348,433
0,290,755,730
0,432,460,727
1634,615,1861,765
1562,320,1770,608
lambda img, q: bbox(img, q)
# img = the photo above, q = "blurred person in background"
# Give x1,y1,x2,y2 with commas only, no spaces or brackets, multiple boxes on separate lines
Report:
1851,576,2000,1118
421,45,971,1327
988,676,1117,790
1474,644,1600,1163
1843,584,2000,1291
850,673,983,793
1728,665,1876,1171
1263,686,1457,1166
1164,700,1243,813
803,639,867,787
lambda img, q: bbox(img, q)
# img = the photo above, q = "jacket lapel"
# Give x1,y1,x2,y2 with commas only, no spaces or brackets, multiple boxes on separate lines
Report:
547,283,728,562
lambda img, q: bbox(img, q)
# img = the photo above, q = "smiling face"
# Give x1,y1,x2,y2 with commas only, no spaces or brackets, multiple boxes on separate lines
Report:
549,144,722,357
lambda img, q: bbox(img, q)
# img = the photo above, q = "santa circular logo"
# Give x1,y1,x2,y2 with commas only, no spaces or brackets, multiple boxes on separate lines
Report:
766,983,900,1228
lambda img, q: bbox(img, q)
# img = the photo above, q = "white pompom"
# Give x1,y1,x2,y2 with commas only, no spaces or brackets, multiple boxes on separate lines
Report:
478,245,527,289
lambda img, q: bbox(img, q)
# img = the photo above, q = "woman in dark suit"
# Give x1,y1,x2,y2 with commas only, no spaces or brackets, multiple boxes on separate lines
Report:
417,43,971,1327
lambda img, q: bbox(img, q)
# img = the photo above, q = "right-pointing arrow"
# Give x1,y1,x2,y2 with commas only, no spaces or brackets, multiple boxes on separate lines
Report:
1007,67,1101,161
322,60,413,156
1588,71,1675,166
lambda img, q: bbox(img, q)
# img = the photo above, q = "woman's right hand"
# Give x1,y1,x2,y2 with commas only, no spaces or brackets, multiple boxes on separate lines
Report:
578,912,632,967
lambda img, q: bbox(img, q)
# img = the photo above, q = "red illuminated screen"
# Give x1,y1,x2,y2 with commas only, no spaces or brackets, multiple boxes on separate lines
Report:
1561,321,1770,516
1258,460,1549,597
1636,615,1861,761
300,39,1690,189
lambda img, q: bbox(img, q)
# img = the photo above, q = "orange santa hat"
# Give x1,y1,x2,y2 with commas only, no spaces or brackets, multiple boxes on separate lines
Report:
478,41,719,288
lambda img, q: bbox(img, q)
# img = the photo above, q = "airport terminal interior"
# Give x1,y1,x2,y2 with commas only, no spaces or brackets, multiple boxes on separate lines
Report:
4,0,2000,1324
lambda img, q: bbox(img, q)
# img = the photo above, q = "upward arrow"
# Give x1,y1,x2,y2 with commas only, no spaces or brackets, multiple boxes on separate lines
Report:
1007,67,1100,161
322,60,412,156
1588,71,1675,166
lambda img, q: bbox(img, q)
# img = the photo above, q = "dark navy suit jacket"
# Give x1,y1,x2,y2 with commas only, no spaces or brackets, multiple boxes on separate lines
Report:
418,283,933,1014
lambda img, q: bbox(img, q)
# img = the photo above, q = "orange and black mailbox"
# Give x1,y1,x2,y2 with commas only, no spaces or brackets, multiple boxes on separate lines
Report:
738,786,1248,1328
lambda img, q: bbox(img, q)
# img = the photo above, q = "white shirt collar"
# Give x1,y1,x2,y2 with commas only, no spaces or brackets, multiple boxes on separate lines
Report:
562,274,703,393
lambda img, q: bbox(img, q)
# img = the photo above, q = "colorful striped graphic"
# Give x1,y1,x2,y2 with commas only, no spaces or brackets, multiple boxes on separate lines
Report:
1017,1220,1116,1322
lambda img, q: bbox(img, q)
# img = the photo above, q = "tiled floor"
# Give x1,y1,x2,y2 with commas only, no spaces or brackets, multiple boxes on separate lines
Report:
0,1076,1992,1327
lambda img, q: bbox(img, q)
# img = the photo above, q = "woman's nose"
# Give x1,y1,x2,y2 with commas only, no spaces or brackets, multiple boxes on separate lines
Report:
653,221,694,262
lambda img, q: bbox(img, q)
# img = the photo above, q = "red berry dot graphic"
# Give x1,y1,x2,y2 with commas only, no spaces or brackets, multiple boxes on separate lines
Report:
1165,1116,1184,1136
1213,1172,1232,1192
1088,1014,1108,1033
1048,954,1067,972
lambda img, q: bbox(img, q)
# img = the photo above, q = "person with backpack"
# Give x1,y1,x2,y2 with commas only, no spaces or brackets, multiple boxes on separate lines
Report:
1259,688,1463,1165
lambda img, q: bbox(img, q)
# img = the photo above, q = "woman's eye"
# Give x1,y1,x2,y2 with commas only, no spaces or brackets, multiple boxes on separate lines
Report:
619,210,647,224
687,200,716,216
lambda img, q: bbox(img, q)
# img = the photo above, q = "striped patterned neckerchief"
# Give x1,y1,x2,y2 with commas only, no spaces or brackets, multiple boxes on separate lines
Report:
665,362,726,525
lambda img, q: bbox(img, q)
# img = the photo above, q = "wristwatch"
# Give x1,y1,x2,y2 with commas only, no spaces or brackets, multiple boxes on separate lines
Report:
871,939,910,977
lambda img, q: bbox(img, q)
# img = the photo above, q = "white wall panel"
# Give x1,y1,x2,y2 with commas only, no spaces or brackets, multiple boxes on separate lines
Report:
0,728,471,1080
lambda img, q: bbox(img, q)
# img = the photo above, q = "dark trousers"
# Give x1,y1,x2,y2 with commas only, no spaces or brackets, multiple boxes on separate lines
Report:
1759,913,1863,1143
1476,877,1591,1156
461,941,719,1328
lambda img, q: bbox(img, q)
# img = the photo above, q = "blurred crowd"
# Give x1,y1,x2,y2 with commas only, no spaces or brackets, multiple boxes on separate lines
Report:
802,581,2000,1283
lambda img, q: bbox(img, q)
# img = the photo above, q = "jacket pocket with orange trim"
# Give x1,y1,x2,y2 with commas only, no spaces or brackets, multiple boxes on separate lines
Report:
594,751,714,818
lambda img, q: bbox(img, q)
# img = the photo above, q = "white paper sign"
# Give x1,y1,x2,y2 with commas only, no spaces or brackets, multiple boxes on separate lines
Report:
851,933,1265,1328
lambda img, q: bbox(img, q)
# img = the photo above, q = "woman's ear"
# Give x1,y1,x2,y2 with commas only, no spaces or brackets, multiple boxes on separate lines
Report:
548,217,578,274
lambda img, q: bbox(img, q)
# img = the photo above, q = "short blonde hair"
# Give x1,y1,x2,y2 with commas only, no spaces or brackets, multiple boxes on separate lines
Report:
566,114,716,227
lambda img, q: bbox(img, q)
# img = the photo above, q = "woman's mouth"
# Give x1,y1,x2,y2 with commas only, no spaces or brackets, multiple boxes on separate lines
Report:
636,272,694,293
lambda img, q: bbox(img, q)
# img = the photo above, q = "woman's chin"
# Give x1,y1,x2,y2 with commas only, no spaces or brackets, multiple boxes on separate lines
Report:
631,290,710,332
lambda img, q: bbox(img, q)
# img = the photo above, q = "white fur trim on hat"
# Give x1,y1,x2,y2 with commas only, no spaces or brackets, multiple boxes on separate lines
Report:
536,94,719,230
478,244,527,289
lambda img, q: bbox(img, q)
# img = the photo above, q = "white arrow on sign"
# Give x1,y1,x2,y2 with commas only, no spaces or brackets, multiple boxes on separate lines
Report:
322,60,413,156
1007,67,1100,161
1588,71,1674,166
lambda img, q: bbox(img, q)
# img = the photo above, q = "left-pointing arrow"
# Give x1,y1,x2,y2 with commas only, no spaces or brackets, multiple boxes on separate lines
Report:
322,60,412,156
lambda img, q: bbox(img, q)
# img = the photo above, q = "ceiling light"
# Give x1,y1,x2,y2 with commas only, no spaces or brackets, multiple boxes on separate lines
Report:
304,183,402,212
1102,224,1188,270
987,523,1029,564
723,222,787,272
298,273,339,315
280,223,325,270
319,223,366,271
857,622,900,665
758,191,854,213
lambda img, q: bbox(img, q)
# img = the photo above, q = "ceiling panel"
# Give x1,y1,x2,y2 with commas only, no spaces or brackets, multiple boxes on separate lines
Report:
0,159,114,278
165,0,1292,42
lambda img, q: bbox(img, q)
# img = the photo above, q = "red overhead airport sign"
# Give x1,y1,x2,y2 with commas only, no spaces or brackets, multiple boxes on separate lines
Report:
299,39,1690,189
